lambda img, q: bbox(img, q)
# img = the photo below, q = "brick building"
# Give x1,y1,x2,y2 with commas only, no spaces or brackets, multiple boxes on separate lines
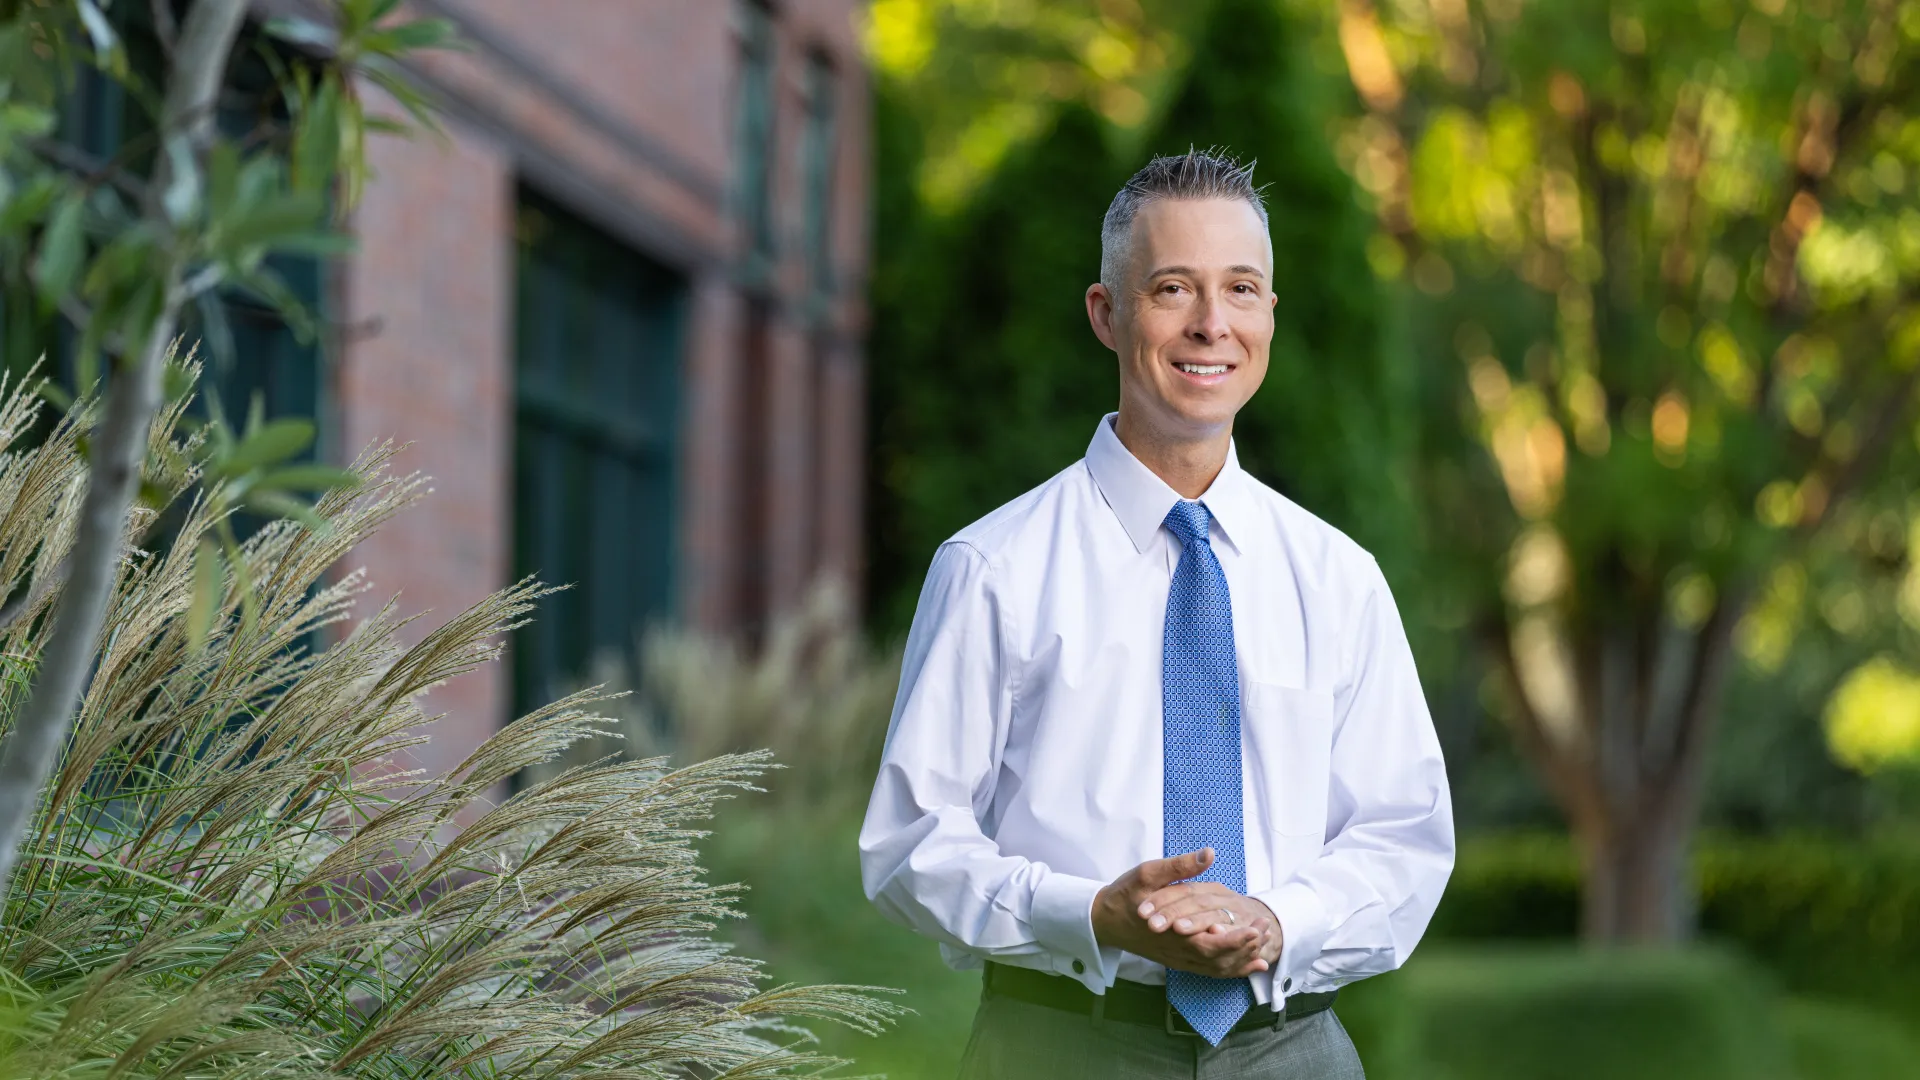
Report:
335,0,872,776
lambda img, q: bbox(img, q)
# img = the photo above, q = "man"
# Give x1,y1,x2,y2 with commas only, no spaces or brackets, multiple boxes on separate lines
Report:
860,149,1453,1078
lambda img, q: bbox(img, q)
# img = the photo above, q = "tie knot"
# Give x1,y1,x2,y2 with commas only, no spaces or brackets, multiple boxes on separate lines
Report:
1163,500,1212,547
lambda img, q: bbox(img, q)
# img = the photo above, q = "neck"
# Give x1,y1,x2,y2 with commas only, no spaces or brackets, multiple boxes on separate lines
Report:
1113,406,1232,499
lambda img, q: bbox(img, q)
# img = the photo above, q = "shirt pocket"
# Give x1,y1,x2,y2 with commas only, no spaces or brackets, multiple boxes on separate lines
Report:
1244,681,1335,841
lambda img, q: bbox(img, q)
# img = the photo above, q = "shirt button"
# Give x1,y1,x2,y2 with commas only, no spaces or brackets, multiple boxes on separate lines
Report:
1072,959,1086,975
1282,977,1293,992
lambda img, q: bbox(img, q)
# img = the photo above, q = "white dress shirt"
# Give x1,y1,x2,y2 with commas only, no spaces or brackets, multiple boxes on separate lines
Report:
859,413,1454,1006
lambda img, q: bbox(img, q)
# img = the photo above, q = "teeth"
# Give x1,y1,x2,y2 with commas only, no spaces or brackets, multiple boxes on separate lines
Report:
1177,363,1229,375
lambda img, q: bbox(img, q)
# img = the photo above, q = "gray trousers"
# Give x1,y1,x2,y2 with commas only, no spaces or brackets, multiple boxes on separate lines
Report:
955,989,1366,1079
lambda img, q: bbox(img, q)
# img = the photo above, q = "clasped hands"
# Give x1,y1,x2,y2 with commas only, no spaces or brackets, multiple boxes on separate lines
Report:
1091,847,1282,979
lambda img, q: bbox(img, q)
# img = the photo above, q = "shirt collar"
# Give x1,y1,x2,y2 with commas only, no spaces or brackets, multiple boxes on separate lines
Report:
1084,412,1252,555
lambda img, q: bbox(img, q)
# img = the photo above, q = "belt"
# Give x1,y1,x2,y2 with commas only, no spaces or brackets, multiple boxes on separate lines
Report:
982,961,1337,1038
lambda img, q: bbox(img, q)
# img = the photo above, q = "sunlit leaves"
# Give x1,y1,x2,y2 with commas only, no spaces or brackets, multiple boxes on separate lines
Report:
1348,0,1920,701
1799,217,1901,307
860,0,1197,208
1824,656,1920,773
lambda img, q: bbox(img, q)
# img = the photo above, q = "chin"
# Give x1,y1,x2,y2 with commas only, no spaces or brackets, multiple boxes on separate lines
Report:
1161,400,1242,434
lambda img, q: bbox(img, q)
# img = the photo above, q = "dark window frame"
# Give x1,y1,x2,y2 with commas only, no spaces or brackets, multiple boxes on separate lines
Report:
732,0,779,278
509,186,689,733
799,47,838,301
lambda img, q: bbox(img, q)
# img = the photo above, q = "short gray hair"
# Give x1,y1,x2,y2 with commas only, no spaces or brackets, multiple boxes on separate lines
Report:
1099,148,1269,293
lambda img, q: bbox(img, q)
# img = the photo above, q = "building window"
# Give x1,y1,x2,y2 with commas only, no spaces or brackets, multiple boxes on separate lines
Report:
511,188,688,720
733,0,778,271
800,50,838,299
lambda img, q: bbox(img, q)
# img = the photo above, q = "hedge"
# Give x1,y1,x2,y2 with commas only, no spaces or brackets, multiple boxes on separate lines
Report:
1334,944,1920,1079
1339,946,1795,1080
1435,832,1920,1019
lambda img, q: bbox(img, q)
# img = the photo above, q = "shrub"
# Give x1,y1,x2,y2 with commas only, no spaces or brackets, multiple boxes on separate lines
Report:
1436,832,1920,1020
0,373,898,1078
518,581,902,814
1346,946,1795,1080
1775,998,1920,1080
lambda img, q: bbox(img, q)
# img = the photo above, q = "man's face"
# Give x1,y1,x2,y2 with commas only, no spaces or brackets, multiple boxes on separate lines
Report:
1088,197,1276,440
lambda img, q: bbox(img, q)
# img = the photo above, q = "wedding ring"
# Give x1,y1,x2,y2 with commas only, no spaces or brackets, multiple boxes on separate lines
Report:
1222,908,1235,925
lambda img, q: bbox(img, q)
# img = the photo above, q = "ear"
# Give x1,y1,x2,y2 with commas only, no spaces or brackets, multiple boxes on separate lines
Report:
1087,283,1119,352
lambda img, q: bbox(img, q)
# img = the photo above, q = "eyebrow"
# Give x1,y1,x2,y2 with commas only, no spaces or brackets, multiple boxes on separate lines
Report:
1145,264,1268,280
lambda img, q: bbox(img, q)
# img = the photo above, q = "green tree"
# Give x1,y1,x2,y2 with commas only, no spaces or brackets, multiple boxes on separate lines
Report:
869,102,1122,633
1141,0,1417,582
869,0,1412,633
864,0,1200,209
1337,0,1920,938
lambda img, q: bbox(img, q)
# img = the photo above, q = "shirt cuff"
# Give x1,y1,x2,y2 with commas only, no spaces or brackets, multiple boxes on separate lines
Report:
1254,879,1332,1001
1030,871,1122,993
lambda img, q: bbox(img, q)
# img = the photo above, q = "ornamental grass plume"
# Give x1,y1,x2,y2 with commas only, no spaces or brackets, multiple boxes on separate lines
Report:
518,582,901,812
0,368,900,1079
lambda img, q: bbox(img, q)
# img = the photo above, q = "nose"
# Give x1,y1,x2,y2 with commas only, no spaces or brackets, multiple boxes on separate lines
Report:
1187,294,1230,344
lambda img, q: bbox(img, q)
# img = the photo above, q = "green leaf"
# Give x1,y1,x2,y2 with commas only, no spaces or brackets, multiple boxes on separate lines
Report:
222,530,259,637
367,18,459,54
362,115,412,136
262,17,339,50
115,278,165,361
227,264,317,342
205,142,242,219
0,102,57,139
361,61,445,136
187,540,223,652
34,192,86,305
210,418,316,479
37,382,73,411
0,173,61,234
242,489,329,533
72,317,103,393
257,464,360,493
293,78,342,195
263,231,356,257
215,191,328,254
83,227,160,298
136,476,169,510
235,155,286,207
193,290,236,376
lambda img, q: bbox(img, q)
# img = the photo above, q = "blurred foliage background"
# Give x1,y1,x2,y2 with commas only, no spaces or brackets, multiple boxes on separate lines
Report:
693,0,1920,1075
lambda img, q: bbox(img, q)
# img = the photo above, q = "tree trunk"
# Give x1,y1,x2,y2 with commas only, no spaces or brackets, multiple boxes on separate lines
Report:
1575,804,1693,942
1492,587,1744,946
0,0,251,899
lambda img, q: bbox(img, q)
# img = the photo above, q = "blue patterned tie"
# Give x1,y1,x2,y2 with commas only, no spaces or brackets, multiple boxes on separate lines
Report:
1161,499,1254,1045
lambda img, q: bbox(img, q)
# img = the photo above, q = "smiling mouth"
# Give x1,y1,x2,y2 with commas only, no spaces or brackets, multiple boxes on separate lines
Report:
1174,362,1232,375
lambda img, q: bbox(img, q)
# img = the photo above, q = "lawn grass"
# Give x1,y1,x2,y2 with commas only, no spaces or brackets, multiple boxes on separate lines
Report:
701,802,979,1079
701,801,1920,1079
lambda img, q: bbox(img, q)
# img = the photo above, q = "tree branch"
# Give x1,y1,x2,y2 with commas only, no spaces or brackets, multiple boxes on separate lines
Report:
150,0,180,57
23,136,150,203
1651,587,1747,819
0,0,252,899
1482,611,1607,834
